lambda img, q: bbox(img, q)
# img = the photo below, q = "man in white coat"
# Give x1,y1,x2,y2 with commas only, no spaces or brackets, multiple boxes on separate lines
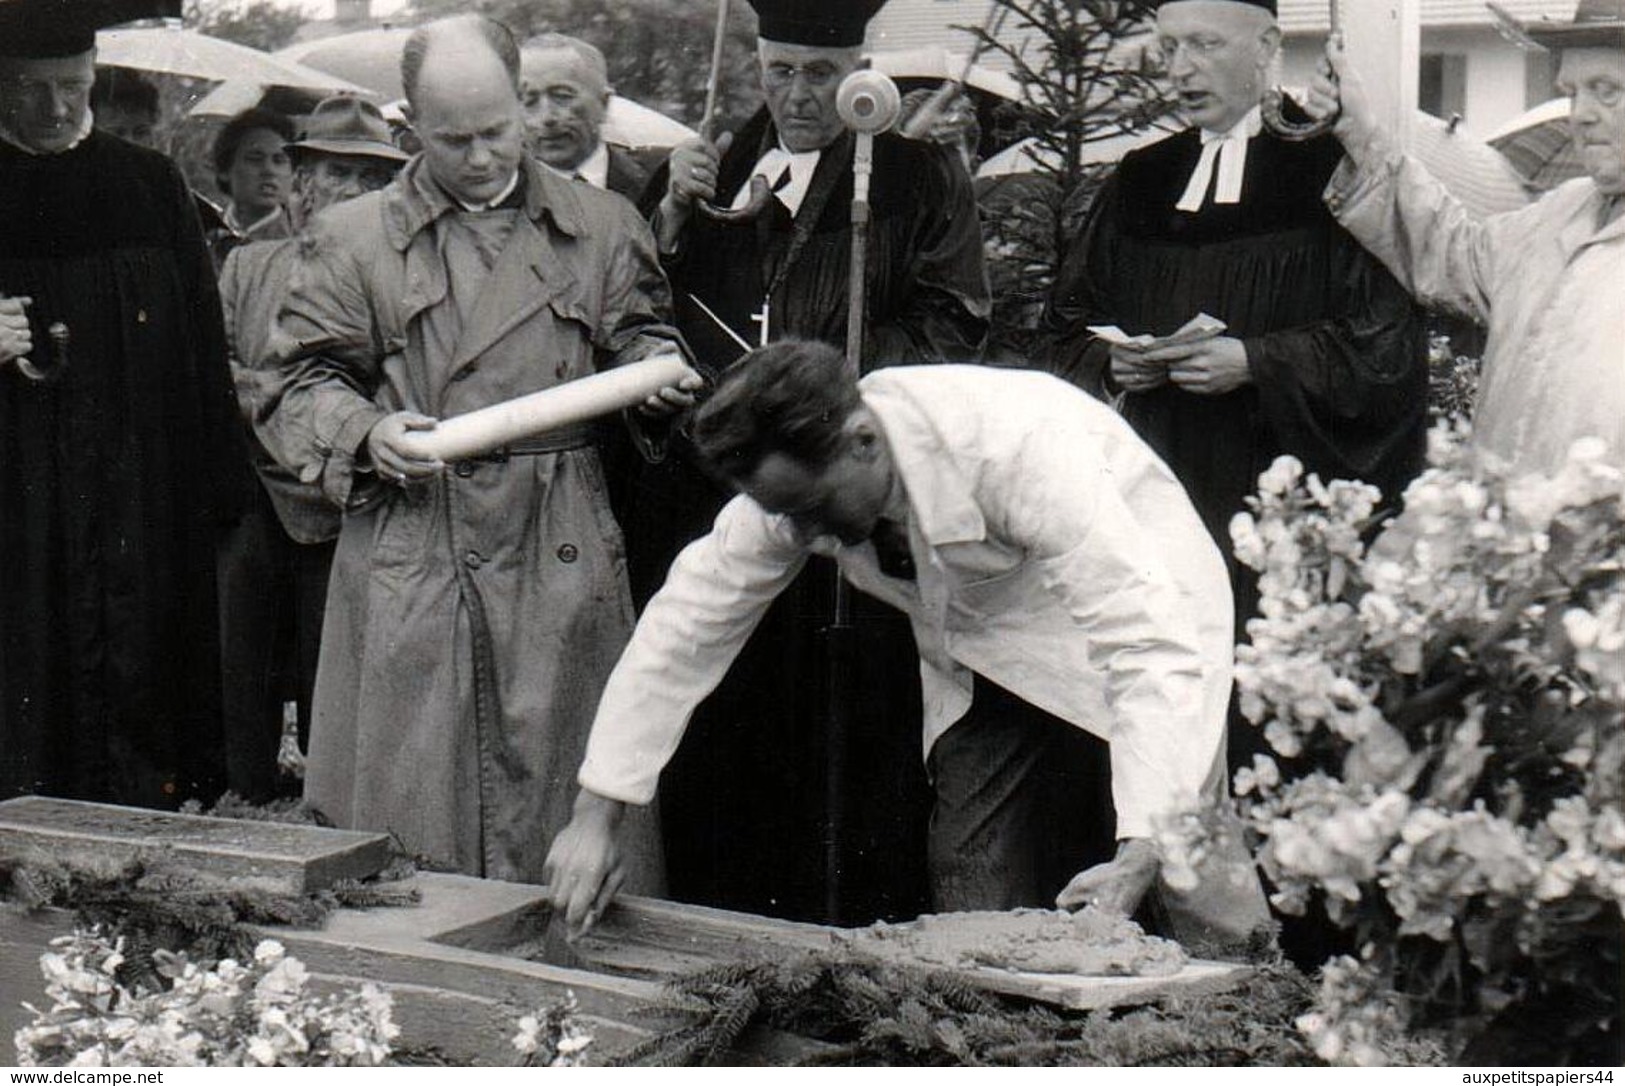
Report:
1311,0,1625,476
545,339,1270,947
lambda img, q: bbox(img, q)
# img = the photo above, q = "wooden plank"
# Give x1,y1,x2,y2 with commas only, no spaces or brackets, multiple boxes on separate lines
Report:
0,796,392,893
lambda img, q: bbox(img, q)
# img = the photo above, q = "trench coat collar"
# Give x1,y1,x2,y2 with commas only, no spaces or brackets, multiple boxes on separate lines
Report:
381,153,586,253
862,380,987,548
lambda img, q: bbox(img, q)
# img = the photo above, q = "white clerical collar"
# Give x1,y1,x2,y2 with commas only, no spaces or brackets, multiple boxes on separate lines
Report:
540,142,610,189
730,143,821,217
1175,105,1263,213
0,109,93,156
454,168,522,213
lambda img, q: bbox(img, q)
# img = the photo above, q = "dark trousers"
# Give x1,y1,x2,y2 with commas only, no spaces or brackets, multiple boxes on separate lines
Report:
926,676,1116,912
217,490,335,803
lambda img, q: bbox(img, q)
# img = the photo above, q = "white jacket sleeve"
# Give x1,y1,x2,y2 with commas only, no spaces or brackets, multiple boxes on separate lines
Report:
576,494,809,805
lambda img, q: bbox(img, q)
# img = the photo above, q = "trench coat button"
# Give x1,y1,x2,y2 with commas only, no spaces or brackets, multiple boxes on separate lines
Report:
556,543,578,563
464,549,484,569
453,461,474,478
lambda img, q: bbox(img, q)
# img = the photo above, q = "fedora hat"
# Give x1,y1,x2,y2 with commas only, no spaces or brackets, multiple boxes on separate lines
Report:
286,96,409,164
1490,0,1625,52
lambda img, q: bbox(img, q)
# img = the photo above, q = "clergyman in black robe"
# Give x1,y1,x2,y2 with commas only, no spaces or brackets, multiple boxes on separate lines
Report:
626,88,993,924
1045,123,1428,768
0,42,249,809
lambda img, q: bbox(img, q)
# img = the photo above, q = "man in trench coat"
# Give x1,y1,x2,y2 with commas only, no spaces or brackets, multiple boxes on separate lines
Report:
260,15,692,883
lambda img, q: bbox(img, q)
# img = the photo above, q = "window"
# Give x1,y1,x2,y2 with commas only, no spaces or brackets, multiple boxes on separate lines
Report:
1419,53,1468,121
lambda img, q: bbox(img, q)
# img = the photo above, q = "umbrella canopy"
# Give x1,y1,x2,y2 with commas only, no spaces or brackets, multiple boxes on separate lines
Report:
1488,97,1586,191
864,47,1023,102
1409,112,1531,219
276,27,414,102
370,97,695,150
276,28,695,148
979,109,1529,220
96,22,369,91
975,126,1173,178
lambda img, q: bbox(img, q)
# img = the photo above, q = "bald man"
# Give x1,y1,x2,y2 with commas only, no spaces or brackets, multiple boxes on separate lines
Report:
261,15,695,885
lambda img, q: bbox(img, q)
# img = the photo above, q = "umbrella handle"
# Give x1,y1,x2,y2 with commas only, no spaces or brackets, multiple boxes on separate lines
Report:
696,175,772,223
1262,0,1340,142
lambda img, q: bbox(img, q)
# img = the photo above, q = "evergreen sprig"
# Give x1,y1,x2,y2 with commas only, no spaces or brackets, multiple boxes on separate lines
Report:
613,949,1375,1067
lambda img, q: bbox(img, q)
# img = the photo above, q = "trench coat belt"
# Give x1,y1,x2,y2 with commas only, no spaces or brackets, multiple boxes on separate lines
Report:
460,422,609,465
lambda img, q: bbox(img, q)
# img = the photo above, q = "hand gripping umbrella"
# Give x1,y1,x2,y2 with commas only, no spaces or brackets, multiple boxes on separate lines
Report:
695,0,772,223
1262,0,1340,141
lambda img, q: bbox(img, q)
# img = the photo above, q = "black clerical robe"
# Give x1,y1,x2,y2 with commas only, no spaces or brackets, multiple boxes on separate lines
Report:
1046,127,1427,612
0,132,249,808
626,111,990,926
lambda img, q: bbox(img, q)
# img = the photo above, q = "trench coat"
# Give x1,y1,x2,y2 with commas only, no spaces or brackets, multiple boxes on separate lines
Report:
262,156,680,884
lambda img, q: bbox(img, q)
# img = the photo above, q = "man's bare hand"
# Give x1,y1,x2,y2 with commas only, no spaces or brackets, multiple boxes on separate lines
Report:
664,131,733,214
1109,343,1169,393
366,411,444,485
1056,838,1160,917
0,296,33,366
1309,33,1382,163
637,369,706,417
1137,334,1251,396
543,789,628,940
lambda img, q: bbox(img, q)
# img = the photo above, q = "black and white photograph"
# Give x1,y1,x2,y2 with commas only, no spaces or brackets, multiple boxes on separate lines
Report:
0,0,1620,1071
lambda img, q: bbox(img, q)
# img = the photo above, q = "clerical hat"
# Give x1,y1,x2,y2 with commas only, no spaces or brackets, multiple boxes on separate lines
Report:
1151,0,1278,15
0,0,180,58
746,0,890,48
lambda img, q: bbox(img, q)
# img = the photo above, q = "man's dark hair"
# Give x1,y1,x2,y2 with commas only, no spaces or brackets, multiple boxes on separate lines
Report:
212,107,295,191
402,15,520,109
693,339,861,480
91,68,158,118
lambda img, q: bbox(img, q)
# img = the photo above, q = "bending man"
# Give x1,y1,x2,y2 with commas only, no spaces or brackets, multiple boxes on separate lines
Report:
546,341,1270,948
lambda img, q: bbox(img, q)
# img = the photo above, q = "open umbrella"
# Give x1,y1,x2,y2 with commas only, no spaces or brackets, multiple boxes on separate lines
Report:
975,125,1174,178
979,109,1530,220
276,27,414,101
1409,112,1531,218
865,46,1023,102
96,21,369,92
1488,97,1586,191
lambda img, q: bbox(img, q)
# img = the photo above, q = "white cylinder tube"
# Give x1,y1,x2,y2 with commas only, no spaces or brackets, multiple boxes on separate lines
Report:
396,353,695,462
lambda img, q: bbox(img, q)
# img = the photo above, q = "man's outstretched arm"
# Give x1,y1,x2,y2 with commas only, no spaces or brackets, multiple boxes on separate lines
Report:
544,495,809,936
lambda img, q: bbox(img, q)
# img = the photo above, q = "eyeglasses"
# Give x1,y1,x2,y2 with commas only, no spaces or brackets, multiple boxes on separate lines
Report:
761,61,844,90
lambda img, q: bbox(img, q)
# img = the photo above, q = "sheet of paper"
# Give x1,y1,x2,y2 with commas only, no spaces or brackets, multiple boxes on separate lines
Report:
1088,313,1227,351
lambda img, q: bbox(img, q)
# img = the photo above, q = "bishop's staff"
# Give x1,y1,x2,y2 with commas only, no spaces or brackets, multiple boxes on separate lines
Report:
822,67,902,923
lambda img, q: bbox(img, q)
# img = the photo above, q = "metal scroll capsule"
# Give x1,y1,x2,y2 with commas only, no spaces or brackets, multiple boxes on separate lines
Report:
1262,0,1341,142
13,322,69,383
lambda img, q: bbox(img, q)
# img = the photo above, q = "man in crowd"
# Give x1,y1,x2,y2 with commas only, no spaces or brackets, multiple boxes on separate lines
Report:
519,32,659,203
1044,0,1427,766
90,67,159,149
625,0,993,924
1310,0,1625,475
260,15,693,885
207,106,295,269
216,97,408,802
546,341,1271,946
0,4,249,808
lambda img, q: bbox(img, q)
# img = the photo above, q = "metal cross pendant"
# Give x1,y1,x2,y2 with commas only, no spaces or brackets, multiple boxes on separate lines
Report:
750,300,771,348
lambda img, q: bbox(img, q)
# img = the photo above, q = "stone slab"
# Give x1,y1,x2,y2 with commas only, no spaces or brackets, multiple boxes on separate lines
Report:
0,796,391,893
